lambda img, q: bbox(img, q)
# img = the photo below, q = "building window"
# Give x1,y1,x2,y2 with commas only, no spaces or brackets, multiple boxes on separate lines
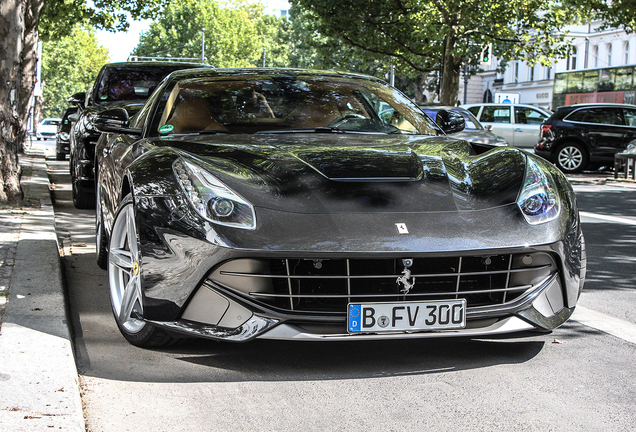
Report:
567,47,578,70
545,66,551,80
625,42,630,64
593,45,599,68
607,43,613,66
514,62,519,83
529,64,535,81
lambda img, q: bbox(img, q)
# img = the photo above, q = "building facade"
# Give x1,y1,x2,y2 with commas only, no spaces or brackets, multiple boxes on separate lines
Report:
466,22,636,110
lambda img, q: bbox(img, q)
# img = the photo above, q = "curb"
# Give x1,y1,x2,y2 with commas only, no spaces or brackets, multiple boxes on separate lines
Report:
0,153,85,431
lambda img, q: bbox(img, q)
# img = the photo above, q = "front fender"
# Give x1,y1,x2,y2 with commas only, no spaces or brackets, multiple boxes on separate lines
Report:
126,148,182,197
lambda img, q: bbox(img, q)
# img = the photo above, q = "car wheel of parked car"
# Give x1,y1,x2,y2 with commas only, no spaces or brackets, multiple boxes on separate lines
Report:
108,194,179,347
71,166,96,209
556,142,588,174
71,177,95,209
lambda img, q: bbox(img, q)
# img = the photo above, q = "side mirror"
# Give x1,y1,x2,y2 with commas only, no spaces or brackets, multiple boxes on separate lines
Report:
68,113,79,122
68,92,86,109
94,108,141,135
435,109,465,134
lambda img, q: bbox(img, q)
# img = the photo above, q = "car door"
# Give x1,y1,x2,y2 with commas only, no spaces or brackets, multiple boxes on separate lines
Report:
512,106,550,148
621,107,636,150
478,105,514,145
583,108,625,157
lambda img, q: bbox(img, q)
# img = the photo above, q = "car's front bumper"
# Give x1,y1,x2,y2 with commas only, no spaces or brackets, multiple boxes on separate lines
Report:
148,271,574,342
56,139,70,155
131,194,585,343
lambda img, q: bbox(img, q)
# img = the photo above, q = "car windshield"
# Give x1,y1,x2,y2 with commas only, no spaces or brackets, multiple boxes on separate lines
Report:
153,75,438,136
95,66,190,102
457,110,483,130
42,119,61,126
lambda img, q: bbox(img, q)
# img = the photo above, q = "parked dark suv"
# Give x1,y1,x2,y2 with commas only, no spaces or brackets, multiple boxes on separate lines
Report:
535,103,636,173
68,61,207,208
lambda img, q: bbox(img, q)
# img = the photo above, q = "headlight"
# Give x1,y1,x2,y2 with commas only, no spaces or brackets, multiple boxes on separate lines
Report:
59,132,69,141
173,158,256,230
517,157,560,225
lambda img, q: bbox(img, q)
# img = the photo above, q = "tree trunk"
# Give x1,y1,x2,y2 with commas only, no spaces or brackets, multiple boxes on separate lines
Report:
440,34,461,106
0,0,42,204
411,72,429,104
21,0,41,138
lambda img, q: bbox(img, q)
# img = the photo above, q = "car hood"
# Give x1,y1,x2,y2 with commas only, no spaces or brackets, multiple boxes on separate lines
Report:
152,133,527,214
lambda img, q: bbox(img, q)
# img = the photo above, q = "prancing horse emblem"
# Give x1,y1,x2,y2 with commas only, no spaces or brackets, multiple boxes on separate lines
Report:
395,223,409,234
396,258,416,294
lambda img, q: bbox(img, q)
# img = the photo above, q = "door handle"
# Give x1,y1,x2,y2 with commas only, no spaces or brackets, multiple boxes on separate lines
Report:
514,128,523,133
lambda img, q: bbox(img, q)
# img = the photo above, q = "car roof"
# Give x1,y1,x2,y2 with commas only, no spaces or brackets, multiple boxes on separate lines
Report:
462,103,544,108
555,103,636,113
418,104,465,110
163,67,385,84
569,103,636,108
418,105,471,114
103,61,208,69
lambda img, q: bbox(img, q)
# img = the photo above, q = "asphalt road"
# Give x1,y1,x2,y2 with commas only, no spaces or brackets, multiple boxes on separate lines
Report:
44,148,636,432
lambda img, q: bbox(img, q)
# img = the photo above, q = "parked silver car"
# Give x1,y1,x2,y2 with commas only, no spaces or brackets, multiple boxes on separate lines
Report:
461,103,552,148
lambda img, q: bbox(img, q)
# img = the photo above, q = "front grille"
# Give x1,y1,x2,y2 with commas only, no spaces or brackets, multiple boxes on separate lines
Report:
208,253,557,314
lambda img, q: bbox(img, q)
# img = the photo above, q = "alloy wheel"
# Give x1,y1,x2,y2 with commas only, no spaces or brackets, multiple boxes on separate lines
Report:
108,201,145,333
557,145,584,172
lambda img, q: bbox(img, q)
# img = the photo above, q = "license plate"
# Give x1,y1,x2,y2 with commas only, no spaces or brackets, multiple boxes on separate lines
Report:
347,300,466,333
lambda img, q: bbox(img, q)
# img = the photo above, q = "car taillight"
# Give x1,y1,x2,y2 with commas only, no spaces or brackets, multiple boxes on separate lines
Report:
540,125,552,136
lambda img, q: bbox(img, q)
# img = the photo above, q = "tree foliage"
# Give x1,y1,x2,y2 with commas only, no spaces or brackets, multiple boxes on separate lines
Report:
132,0,288,67
291,0,576,104
566,0,636,34
281,3,435,102
41,27,109,118
39,0,168,41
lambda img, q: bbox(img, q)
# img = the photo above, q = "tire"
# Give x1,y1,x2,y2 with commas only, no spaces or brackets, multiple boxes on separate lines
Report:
556,142,588,174
71,158,96,209
72,177,95,209
95,183,109,270
108,194,178,347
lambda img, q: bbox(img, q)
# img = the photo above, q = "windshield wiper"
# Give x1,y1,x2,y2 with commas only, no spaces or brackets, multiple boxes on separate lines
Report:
256,127,375,134
194,129,235,135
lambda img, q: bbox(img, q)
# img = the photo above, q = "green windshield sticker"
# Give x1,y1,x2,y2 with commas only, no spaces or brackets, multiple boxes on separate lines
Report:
159,124,174,134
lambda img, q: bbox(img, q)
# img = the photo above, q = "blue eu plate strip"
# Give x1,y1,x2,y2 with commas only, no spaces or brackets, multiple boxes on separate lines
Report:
348,304,361,332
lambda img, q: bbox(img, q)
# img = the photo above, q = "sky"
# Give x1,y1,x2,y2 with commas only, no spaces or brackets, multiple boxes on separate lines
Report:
96,0,291,62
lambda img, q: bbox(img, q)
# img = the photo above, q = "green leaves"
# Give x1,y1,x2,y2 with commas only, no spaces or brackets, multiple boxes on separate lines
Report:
292,0,577,104
40,0,169,41
41,27,110,118
562,0,636,34
132,0,288,67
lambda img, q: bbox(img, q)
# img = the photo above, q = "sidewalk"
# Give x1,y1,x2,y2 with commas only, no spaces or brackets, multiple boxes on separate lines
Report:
566,168,636,189
0,150,85,431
